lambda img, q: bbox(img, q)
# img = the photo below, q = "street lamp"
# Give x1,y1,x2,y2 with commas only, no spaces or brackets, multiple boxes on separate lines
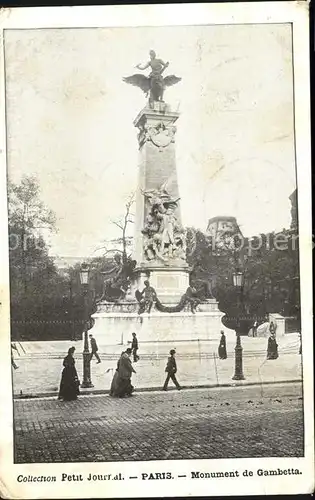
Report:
232,271,243,288
66,274,76,342
232,269,245,381
79,263,93,388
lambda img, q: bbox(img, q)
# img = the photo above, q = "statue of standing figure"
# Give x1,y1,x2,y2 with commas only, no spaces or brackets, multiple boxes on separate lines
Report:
156,207,177,257
123,50,181,106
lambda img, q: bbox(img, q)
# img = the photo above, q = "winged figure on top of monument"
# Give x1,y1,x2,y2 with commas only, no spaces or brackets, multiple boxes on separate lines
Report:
123,50,181,105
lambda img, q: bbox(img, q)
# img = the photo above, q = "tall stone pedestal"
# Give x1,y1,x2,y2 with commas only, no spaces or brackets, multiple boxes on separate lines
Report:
132,101,190,303
92,300,225,346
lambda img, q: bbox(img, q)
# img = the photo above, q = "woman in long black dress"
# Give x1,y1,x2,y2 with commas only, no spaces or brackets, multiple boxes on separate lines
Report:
267,334,279,360
58,347,80,401
109,351,124,396
218,331,227,359
110,349,135,397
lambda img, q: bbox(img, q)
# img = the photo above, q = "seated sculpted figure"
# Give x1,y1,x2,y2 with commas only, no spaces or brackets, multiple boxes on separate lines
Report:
184,285,201,314
102,254,136,302
135,280,157,314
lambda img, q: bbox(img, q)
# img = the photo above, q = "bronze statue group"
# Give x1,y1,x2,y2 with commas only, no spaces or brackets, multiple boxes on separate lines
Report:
136,279,202,315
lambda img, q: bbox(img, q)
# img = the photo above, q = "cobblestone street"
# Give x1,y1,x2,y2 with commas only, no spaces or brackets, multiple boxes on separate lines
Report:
14,382,303,463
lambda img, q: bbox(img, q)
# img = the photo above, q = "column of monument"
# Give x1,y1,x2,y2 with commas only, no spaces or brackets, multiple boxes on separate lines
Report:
124,50,190,303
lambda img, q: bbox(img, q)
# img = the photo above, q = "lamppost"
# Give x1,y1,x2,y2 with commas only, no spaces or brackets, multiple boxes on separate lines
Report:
232,269,245,381
69,277,76,342
79,263,93,388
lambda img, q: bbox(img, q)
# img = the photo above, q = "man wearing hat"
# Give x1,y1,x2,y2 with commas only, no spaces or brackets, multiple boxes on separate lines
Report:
163,349,181,391
131,332,139,362
89,334,101,364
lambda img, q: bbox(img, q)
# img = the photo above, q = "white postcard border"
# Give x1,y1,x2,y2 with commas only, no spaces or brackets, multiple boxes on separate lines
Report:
0,2,313,498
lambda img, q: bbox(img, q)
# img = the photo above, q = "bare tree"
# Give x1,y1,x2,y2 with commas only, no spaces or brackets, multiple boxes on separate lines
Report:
111,192,135,263
93,192,135,262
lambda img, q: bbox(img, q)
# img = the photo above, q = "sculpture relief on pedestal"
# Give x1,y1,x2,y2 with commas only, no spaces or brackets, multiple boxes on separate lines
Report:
141,182,186,265
137,121,177,150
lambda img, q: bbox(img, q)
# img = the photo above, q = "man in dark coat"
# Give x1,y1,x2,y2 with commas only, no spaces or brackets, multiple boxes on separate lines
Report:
163,349,181,391
131,332,139,362
89,334,101,363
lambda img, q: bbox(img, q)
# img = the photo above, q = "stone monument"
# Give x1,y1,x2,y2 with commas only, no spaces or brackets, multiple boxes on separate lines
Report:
132,105,190,303
91,51,225,345
124,50,189,303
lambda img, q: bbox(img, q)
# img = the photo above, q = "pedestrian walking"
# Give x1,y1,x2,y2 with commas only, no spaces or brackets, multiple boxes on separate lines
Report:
163,349,181,391
218,331,227,359
111,348,136,398
267,333,278,360
89,334,101,363
299,332,302,355
109,351,125,396
131,332,139,362
58,347,80,401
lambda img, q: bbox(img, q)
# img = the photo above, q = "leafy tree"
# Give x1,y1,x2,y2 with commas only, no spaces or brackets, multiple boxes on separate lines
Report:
9,176,56,278
187,226,300,334
8,175,85,341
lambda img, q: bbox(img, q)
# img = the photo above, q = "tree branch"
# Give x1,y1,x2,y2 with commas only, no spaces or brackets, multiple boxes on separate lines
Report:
111,221,124,230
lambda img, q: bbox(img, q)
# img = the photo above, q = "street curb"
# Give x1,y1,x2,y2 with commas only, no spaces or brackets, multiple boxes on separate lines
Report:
14,378,302,400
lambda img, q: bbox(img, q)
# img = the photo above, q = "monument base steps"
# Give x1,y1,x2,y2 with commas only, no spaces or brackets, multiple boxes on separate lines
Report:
91,300,225,346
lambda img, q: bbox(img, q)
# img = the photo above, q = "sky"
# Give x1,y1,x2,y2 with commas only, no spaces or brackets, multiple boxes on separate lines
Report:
4,24,296,258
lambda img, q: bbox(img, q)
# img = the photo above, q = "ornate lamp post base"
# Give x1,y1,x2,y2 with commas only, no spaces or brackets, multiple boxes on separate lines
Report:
81,351,94,388
80,264,94,389
232,334,245,381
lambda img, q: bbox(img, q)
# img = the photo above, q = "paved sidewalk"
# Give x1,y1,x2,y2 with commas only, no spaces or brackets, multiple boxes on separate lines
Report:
12,334,302,397
14,382,304,463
